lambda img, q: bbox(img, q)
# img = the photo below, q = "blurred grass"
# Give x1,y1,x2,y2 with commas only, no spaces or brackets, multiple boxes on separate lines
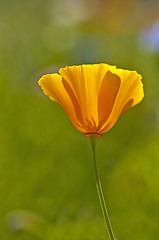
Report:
0,0,159,239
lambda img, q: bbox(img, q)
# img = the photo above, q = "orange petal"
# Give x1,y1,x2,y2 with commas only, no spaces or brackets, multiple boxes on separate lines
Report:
97,70,121,131
59,64,116,129
100,69,144,133
62,78,84,125
38,74,85,132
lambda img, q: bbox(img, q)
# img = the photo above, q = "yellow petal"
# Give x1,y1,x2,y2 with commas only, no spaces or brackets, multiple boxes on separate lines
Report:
38,74,85,132
100,69,144,133
62,78,84,126
97,70,121,131
59,63,116,131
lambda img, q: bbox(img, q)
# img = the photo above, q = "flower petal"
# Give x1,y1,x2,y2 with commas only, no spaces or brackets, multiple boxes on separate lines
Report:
59,64,116,128
62,78,84,125
38,74,85,132
97,70,121,131
100,69,144,133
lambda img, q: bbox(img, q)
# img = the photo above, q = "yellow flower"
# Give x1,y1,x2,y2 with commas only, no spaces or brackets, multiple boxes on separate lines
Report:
38,63,144,135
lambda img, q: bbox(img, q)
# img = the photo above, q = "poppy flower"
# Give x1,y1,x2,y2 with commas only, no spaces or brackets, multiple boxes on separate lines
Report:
38,63,144,135
38,63,144,240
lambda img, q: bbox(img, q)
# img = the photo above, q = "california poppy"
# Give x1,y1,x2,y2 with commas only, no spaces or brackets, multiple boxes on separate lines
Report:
38,63,144,136
38,63,144,240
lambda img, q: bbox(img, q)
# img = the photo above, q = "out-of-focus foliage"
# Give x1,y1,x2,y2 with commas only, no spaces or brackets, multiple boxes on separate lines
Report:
0,0,159,239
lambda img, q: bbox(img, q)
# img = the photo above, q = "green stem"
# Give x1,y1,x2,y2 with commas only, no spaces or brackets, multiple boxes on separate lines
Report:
90,136,115,240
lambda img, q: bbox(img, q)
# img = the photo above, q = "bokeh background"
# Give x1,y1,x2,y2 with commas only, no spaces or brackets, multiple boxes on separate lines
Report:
1,0,159,239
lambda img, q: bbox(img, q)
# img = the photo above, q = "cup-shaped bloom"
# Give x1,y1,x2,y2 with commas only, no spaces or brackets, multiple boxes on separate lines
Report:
38,63,144,135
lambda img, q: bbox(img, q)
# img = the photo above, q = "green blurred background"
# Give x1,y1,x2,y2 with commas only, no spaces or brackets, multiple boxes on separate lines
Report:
1,0,159,239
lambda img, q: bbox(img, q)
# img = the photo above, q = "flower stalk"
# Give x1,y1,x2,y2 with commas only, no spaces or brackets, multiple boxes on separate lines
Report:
90,136,115,240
